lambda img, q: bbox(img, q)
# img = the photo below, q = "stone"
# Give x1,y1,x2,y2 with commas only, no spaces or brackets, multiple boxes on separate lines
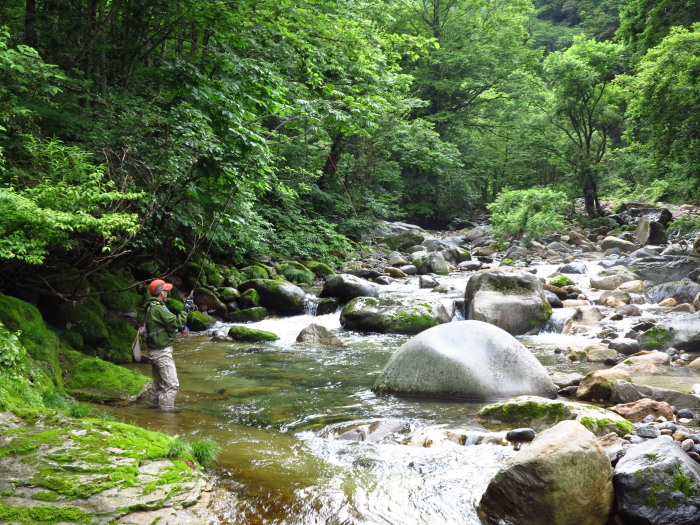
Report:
590,265,640,290
238,278,306,316
636,217,667,246
505,428,536,443
602,236,637,254
296,323,345,346
477,421,613,525
464,270,552,335
563,306,605,334
616,279,646,293
636,425,661,438
372,321,557,400
613,350,671,375
320,274,380,303
412,251,449,275
611,398,675,423
577,369,633,402
614,436,700,525
476,396,634,437
644,279,700,305
608,338,641,356
340,297,450,335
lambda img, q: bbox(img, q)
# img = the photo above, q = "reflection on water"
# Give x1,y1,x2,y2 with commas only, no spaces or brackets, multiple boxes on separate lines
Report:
113,267,700,523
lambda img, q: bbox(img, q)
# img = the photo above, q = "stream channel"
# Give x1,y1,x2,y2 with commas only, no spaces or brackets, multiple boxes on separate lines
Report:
113,259,700,524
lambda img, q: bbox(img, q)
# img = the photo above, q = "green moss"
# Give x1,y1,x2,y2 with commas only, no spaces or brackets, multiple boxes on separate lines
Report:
550,275,574,287
238,288,260,309
58,301,108,347
479,399,571,423
89,271,141,313
102,318,137,364
242,264,273,280
187,311,216,331
64,352,150,402
641,326,673,349
303,261,336,278
487,281,531,295
226,307,267,323
389,305,441,335
277,263,315,285
0,503,90,523
228,325,279,342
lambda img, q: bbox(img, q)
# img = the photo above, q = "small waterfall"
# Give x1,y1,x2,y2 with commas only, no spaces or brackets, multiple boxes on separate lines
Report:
541,308,572,333
304,295,320,316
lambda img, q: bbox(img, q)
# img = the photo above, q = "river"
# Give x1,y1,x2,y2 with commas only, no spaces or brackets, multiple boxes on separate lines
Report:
114,259,699,524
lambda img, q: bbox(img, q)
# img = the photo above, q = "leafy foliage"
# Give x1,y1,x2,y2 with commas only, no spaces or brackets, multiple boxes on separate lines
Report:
488,187,569,245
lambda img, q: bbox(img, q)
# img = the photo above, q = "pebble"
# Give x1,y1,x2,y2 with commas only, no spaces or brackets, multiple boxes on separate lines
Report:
688,451,700,462
673,432,688,441
681,439,695,452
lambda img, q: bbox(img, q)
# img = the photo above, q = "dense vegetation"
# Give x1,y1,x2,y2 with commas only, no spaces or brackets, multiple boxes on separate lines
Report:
1,0,699,299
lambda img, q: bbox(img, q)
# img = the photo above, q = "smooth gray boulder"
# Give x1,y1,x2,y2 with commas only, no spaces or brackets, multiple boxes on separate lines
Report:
614,436,700,525
638,314,700,352
644,279,700,305
590,266,640,290
627,255,700,285
465,270,552,335
478,421,613,525
320,274,379,303
636,217,667,246
412,251,449,275
372,320,557,400
340,297,450,335
373,221,426,250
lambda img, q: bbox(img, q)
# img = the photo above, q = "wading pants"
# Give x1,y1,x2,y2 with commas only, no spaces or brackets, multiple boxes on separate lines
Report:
147,346,179,410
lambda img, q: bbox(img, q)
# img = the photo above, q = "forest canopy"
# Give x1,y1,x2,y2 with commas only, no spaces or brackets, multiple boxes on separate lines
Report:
0,0,698,289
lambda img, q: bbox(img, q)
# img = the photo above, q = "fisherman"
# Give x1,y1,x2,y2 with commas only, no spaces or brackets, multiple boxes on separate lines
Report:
143,279,194,412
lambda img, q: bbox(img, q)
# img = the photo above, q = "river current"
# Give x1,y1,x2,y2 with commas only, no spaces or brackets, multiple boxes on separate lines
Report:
115,260,700,524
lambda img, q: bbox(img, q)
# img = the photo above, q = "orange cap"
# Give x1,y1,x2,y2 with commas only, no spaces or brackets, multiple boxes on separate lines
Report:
149,279,173,295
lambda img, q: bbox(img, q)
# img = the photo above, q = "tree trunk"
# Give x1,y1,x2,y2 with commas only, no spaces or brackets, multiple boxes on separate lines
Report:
25,0,38,48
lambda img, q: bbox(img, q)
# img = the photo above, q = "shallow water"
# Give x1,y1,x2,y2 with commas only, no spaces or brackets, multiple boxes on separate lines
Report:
113,261,700,524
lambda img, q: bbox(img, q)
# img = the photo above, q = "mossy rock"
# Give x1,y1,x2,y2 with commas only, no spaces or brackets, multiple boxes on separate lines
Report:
223,268,245,288
64,351,150,403
638,326,674,350
476,395,633,436
56,328,84,351
57,300,108,347
0,410,208,521
187,311,216,332
164,297,185,313
549,274,574,287
237,288,260,309
0,294,66,385
303,261,336,278
241,264,275,281
101,318,137,364
217,287,240,303
228,326,279,342
225,307,267,323
89,271,141,313
277,262,315,285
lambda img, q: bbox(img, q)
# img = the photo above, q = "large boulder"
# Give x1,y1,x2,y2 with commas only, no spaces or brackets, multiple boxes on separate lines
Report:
237,279,306,316
638,315,700,352
476,396,633,436
627,255,700,286
576,369,633,402
465,270,552,335
614,436,700,525
617,206,673,227
373,221,426,250
477,420,613,525
563,306,606,334
412,251,449,275
320,274,380,303
644,279,700,305
590,265,640,290
636,217,668,246
340,297,450,335
372,320,557,400
601,236,637,254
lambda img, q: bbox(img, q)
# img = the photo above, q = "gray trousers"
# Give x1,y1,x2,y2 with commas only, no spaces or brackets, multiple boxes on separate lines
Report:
147,346,179,409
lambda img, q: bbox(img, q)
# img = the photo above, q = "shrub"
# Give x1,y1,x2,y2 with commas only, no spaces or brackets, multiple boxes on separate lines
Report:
488,188,569,246
277,262,315,285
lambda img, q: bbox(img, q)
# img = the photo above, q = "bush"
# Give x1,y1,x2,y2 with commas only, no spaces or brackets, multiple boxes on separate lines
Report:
488,188,569,246
277,262,315,285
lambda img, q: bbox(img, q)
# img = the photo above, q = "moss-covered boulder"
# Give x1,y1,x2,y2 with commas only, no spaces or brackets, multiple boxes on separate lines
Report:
225,307,267,323
228,325,279,342
549,274,574,287
64,351,150,403
0,294,65,384
89,271,141,313
277,262,315,285
303,261,336,278
238,279,306,316
0,411,209,523
340,297,451,335
237,288,260,309
187,311,216,332
476,395,634,436
102,318,137,364
57,300,108,347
